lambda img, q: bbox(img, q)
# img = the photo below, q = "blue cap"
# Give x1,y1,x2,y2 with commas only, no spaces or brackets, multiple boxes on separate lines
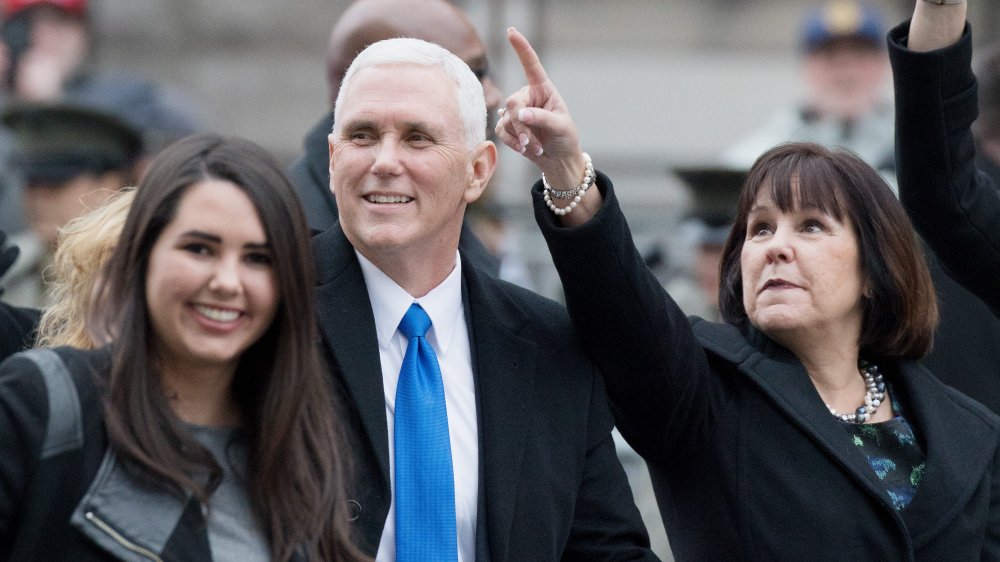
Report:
801,0,885,53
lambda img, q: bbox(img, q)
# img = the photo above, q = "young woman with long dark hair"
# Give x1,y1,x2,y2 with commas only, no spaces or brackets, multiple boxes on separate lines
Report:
0,134,368,561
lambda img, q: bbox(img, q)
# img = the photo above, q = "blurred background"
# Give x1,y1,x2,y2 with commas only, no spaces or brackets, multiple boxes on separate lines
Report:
62,0,1000,298
1,4,995,558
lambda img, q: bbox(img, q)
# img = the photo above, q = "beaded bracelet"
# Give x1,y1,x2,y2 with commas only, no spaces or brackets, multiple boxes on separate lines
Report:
542,152,595,216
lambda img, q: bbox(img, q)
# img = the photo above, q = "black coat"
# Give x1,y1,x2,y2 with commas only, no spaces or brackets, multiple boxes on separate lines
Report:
0,302,37,363
894,22,1000,317
1,233,40,362
311,223,657,561
889,21,1000,417
288,112,339,232
534,176,1000,560
921,261,1000,414
0,348,218,561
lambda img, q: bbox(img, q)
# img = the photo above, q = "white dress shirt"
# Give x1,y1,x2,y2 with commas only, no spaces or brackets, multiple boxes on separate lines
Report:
357,250,479,562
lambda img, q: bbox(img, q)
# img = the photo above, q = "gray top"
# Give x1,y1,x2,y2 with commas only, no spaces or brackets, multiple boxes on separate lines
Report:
188,424,270,562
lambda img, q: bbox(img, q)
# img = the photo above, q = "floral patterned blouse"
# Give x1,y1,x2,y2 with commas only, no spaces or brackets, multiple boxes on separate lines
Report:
840,391,925,511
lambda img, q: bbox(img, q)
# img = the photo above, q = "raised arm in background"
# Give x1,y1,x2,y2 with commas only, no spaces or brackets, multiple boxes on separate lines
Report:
893,1,1000,316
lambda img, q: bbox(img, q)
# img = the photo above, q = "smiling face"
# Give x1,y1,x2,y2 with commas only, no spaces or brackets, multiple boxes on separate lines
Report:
330,62,492,281
740,186,866,349
144,179,278,377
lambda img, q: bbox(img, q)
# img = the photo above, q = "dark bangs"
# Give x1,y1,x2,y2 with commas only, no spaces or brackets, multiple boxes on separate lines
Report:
754,145,849,222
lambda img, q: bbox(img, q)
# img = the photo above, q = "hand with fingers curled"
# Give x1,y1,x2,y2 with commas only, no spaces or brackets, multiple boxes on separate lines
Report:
496,27,603,223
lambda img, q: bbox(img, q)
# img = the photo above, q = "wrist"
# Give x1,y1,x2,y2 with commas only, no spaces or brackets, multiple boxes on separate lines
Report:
542,152,587,189
542,152,595,216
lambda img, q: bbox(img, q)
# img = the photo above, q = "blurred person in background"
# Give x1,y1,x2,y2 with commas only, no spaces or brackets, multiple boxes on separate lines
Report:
288,0,502,277
894,1,1000,317
722,0,894,177
464,200,535,291
894,6,1000,418
664,167,746,321
33,187,132,349
0,103,141,308
0,189,130,360
0,0,203,232
0,189,131,361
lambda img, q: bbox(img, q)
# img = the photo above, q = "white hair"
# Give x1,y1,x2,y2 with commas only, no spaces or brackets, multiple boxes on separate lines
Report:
333,37,486,150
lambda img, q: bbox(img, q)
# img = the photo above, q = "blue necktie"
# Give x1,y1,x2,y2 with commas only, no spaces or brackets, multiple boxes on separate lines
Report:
395,303,457,562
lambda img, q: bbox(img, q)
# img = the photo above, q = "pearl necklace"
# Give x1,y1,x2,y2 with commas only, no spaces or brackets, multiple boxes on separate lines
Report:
827,359,885,424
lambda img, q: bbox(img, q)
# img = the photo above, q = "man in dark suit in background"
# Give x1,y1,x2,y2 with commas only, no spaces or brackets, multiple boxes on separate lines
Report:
289,0,500,274
311,36,655,560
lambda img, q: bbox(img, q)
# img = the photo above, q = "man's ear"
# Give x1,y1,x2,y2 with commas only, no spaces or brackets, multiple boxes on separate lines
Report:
464,141,497,204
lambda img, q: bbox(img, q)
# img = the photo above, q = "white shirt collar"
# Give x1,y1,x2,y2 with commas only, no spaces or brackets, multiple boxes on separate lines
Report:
355,249,463,354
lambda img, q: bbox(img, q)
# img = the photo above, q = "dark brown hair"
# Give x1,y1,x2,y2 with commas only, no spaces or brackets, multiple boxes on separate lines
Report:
91,134,367,561
718,142,937,359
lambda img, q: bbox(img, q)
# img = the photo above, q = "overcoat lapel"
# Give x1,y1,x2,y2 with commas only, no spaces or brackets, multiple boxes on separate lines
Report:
462,260,537,562
890,364,996,546
692,322,905,516
693,320,999,545
313,225,390,483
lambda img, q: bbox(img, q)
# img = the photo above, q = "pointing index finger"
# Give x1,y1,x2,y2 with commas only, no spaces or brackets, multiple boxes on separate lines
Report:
507,27,549,87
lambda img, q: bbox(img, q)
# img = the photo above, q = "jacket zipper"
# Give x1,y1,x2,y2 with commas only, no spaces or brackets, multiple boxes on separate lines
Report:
84,511,164,562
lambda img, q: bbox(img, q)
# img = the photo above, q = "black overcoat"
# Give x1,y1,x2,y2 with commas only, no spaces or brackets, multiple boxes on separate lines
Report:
534,175,1000,560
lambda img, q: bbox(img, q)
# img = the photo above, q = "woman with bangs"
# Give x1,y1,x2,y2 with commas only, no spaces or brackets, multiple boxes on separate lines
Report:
493,0,999,557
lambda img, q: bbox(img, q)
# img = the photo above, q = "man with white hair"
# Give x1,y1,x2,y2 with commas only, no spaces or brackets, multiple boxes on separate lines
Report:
289,0,502,277
312,37,656,560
